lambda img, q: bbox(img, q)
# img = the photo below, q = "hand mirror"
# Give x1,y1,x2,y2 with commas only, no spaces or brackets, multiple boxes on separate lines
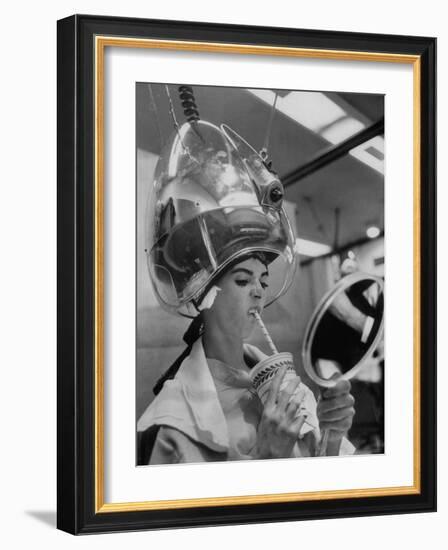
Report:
302,271,384,389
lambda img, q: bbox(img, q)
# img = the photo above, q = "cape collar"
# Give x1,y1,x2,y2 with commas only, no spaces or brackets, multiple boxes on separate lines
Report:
137,339,268,453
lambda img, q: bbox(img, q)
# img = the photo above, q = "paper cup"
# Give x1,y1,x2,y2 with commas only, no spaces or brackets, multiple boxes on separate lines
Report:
250,352,297,406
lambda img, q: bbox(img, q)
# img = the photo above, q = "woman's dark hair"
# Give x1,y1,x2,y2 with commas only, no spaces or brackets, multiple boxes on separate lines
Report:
238,250,271,268
152,311,204,395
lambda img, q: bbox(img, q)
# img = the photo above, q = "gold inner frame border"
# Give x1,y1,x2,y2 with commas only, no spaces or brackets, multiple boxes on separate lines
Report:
94,35,421,514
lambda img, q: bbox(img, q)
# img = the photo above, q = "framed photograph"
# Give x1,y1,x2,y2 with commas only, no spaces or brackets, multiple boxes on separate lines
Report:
57,14,436,534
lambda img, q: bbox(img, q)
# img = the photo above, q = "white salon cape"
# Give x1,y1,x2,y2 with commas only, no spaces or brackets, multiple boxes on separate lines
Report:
137,338,354,463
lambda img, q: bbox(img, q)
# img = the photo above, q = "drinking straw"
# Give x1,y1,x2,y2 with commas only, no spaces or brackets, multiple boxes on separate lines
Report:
251,310,278,355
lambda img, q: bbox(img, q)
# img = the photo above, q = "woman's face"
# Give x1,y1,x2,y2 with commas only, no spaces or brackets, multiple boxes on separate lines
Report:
205,257,269,340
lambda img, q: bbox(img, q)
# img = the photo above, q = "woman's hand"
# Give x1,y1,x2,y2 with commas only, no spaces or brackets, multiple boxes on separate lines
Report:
253,366,306,459
317,377,355,456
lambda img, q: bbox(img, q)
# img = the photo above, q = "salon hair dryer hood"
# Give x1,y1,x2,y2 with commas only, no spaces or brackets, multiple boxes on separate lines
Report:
145,120,297,317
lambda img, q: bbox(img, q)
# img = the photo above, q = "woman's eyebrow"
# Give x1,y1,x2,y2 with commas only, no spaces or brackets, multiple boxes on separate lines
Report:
231,268,253,276
231,267,269,277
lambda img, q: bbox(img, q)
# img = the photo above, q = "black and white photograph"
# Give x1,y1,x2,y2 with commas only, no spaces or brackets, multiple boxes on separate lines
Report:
136,83,385,465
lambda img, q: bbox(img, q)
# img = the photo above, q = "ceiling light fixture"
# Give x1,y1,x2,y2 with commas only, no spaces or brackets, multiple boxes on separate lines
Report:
249,89,345,133
366,226,381,239
295,238,332,257
248,89,384,174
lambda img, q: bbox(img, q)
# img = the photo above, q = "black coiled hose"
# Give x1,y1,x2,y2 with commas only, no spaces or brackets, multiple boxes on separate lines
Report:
178,85,200,123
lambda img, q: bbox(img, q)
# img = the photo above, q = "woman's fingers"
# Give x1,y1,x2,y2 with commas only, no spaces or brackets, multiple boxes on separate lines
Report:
319,416,354,433
317,377,355,435
322,378,351,398
277,411,307,440
285,387,306,422
265,365,288,408
289,413,307,435
317,393,355,415
276,376,301,413
317,406,355,423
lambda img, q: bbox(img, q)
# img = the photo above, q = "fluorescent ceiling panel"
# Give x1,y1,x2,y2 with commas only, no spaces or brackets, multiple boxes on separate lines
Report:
295,238,332,257
350,136,385,174
248,89,384,174
249,89,345,132
321,117,365,143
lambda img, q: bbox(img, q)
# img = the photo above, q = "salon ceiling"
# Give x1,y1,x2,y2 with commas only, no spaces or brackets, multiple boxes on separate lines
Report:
136,83,384,253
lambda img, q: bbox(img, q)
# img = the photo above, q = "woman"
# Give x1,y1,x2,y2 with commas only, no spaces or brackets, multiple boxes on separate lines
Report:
137,116,355,464
138,253,355,463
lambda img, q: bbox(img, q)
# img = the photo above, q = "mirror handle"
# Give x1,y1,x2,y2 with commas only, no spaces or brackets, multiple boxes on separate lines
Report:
317,428,330,456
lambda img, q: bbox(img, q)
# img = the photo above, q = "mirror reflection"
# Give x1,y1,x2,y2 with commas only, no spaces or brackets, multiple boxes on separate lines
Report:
310,279,384,381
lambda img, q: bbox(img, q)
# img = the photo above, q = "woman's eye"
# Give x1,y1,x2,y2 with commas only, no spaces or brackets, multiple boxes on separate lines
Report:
234,279,269,289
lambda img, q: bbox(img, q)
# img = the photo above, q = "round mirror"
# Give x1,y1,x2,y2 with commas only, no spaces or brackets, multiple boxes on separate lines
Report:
302,272,384,388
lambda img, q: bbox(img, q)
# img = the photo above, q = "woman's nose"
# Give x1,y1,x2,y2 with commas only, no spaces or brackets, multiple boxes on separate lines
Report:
251,281,263,298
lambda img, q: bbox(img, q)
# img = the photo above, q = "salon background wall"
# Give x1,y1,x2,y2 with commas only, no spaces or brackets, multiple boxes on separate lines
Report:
1,0,444,548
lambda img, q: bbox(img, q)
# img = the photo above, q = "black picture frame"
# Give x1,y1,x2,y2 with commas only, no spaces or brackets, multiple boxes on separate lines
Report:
57,14,436,535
